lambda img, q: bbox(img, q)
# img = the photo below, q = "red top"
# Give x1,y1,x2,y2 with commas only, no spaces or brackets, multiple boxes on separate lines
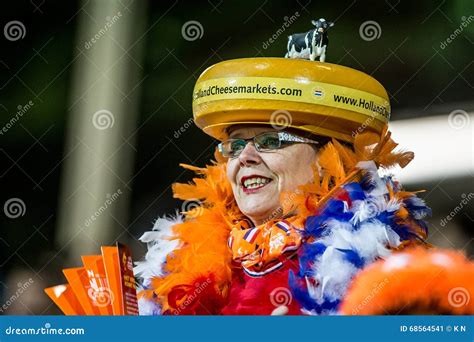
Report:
221,257,302,315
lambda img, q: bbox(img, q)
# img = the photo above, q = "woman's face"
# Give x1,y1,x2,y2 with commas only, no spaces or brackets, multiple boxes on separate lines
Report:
226,126,317,226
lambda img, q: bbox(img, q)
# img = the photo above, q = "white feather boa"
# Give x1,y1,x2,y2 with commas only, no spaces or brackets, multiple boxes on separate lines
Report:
134,214,182,315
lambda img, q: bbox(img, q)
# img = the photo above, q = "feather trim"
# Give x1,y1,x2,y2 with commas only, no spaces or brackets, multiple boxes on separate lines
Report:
138,151,240,314
289,161,431,314
134,213,183,284
134,214,183,315
136,130,431,315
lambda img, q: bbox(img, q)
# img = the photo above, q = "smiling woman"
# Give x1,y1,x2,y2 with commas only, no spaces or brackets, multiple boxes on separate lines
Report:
134,57,435,315
225,127,319,226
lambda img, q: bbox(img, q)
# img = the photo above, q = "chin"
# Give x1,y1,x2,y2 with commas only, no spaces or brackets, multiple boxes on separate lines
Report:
234,185,281,222
239,200,279,223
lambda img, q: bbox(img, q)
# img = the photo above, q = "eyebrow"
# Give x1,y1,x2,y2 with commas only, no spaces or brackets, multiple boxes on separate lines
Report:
228,131,249,139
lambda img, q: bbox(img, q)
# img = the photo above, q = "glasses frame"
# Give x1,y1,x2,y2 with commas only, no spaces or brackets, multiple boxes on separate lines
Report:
218,131,320,158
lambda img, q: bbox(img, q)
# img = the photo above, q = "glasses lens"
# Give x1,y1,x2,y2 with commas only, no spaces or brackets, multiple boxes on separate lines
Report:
220,139,247,157
255,132,281,150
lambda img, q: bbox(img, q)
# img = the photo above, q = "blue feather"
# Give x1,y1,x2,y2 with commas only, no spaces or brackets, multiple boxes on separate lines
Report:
343,182,366,201
289,171,432,315
336,248,365,268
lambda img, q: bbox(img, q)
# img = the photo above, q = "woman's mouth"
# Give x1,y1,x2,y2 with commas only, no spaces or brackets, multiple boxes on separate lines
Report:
240,175,273,194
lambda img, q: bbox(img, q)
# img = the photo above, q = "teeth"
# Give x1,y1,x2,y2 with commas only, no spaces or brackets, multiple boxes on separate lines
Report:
243,177,271,188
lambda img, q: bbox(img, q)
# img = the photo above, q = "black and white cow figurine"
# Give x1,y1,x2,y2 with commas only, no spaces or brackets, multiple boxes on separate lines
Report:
285,18,334,62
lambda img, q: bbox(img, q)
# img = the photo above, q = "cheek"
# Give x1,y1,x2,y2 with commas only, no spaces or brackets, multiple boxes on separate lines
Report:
262,147,315,191
226,159,238,187
260,154,289,189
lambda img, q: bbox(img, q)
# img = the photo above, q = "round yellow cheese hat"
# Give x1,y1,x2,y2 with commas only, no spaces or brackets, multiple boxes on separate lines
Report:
192,57,390,143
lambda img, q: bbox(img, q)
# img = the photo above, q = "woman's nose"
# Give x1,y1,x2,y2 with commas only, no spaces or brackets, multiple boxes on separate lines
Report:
238,142,262,167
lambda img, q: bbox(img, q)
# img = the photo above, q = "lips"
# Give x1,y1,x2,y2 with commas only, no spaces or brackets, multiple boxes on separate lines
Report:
240,174,273,194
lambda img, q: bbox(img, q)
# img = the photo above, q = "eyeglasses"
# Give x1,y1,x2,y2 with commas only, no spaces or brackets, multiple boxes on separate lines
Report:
218,131,320,158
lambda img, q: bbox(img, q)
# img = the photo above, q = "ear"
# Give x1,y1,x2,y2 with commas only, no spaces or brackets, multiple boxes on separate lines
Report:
328,21,334,27
311,20,317,26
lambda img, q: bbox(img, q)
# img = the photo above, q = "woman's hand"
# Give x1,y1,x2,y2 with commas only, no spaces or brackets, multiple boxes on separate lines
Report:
271,305,289,315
